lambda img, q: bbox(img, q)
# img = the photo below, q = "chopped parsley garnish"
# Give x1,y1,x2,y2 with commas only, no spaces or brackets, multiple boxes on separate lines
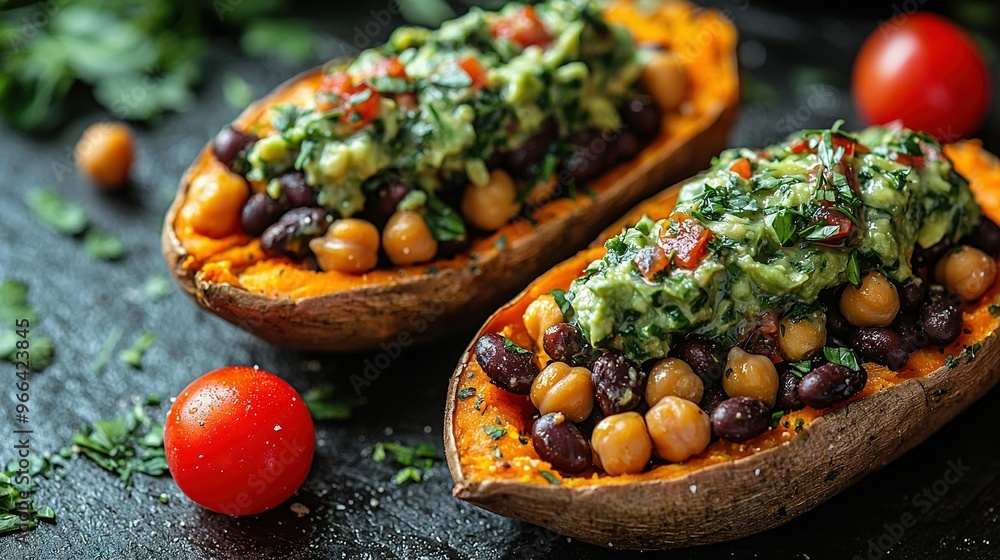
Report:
823,347,860,372
25,189,88,235
538,471,560,485
503,339,531,355
72,402,168,489
483,425,507,440
770,410,785,429
371,442,439,485
788,360,812,377
422,195,466,242
302,385,358,420
457,387,477,400
83,230,127,261
119,333,156,369
92,327,123,375
0,279,55,371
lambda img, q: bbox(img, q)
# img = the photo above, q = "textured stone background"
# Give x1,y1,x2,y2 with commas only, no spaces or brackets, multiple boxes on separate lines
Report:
2,1,999,558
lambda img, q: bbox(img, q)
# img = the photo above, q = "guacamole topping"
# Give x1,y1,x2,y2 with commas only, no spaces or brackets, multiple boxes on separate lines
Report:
568,123,981,362
244,0,643,232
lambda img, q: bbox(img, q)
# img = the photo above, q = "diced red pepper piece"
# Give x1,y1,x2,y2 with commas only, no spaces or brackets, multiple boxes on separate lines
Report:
372,56,408,79
729,157,752,180
316,72,382,129
634,245,669,281
491,6,552,48
458,55,489,88
658,213,713,269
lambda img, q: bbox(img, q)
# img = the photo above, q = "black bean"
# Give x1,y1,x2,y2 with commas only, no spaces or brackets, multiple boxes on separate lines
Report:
212,126,257,172
621,96,662,140
542,323,591,366
962,216,1000,257
364,182,412,228
241,193,288,236
564,130,613,185
670,336,723,387
260,208,332,259
912,238,951,269
797,362,867,409
473,333,540,395
504,122,558,175
898,280,926,312
892,315,927,354
710,397,770,442
777,370,805,411
699,385,728,416
278,171,318,208
920,290,963,346
590,351,646,416
850,328,910,370
531,413,592,474
611,130,642,163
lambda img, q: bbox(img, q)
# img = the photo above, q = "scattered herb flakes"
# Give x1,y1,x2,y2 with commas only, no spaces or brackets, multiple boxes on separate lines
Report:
538,470,561,485
788,360,811,377
503,338,531,355
457,387,477,400
119,333,156,369
129,275,173,303
371,442,440,485
222,72,254,109
794,418,805,432
518,435,529,445
494,234,508,250
25,190,88,235
474,394,485,412
71,402,168,488
846,252,861,287
824,470,839,482
483,425,507,440
823,346,860,371
424,266,439,275
770,410,785,429
492,445,503,459
302,385,357,421
990,304,1000,318
83,229,127,261
92,327,123,375
0,280,54,371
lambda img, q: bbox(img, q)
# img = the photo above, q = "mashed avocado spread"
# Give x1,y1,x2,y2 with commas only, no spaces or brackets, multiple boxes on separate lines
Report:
568,124,981,361
244,0,642,226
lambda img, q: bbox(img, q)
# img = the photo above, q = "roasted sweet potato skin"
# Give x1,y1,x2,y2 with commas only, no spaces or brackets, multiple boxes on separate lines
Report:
444,141,1000,549
162,1,740,351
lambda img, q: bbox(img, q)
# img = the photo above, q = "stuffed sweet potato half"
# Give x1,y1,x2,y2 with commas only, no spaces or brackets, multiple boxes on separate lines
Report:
162,0,738,351
445,125,1000,549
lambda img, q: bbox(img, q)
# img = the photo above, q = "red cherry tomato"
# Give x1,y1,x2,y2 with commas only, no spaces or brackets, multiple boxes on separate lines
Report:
852,13,991,140
457,55,489,88
491,6,552,48
659,213,713,269
164,366,315,516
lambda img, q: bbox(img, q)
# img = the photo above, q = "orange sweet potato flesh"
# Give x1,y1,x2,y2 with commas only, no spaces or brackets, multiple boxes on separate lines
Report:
449,140,1000,488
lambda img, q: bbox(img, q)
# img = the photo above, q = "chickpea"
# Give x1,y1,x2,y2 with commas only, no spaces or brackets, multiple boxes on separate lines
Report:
75,121,135,191
461,170,522,231
530,362,595,423
645,358,704,407
382,211,438,265
722,347,779,408
641,49,687,111
936,245,997,302
777,312,827,361
309,218,380,274
590,412,652,476
645,396,712,462
839,271,900,327
183,168,249,238
523,294,563,351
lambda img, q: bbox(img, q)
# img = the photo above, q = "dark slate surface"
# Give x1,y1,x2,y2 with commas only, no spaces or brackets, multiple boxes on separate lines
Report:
2,1,1000,559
